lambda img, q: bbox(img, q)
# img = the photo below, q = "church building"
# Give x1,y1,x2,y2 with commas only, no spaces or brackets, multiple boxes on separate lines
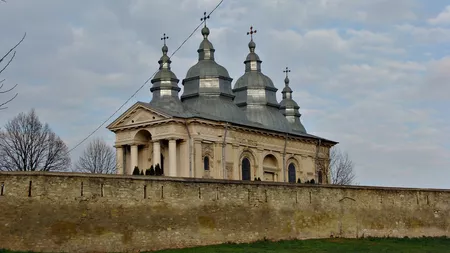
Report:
107,20,337,183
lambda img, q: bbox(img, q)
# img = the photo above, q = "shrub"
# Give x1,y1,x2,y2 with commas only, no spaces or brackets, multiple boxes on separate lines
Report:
140,170,144,175
149,165,155,176
310,179,315,184
155,164,161,176
132,166,140,175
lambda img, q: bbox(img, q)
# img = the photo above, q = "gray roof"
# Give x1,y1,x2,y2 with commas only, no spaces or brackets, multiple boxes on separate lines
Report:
280,74,307,133
233,38,291,133
141,26,336,144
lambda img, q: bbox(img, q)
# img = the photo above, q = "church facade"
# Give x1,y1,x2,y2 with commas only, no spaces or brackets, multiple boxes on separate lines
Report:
107,24,337,184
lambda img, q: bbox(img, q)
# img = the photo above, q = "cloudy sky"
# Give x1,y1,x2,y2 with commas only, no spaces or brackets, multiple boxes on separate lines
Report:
0,0,449,189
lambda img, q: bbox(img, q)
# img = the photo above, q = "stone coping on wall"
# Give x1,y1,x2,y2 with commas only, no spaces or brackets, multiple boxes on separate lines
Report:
1,171,448,193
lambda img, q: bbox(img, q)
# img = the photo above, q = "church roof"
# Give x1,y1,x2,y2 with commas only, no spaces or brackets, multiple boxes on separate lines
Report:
280,68,307,133
108,19,337,145
233,27,292,133
133,101,336,143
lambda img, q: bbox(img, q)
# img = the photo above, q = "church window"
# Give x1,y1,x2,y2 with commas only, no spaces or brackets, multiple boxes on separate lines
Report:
204,156,210,171
242,158,251,181
288,163,296,183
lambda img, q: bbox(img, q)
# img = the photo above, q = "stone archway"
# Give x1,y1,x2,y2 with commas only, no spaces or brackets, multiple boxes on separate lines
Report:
241,158,251,181
263,154,278,182
239,150,256,181
288,163,296,183
126,129,152,174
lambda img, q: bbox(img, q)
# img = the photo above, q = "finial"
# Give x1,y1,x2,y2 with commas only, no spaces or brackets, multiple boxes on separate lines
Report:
247,26,257,41
201,11,210,27
161,33,169,45
283,67,291,85
283,67,291,78
161,33,169,54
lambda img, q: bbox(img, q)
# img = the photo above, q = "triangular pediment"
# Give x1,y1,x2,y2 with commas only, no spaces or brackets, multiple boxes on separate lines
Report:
107,102,171,130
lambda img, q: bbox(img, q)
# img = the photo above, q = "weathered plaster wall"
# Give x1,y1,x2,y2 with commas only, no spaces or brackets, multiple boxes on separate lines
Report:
1,172,448,253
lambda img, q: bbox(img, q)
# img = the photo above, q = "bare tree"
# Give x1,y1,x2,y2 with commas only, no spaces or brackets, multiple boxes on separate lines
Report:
328,147,356,185
75,138,116,174
0,33,26,110
0,109,71,171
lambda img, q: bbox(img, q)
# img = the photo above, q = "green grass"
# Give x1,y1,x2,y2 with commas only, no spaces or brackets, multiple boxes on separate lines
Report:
154,237,450,253
1,237,450,253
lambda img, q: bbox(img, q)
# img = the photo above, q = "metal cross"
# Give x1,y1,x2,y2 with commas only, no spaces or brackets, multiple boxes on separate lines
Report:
247,26,257,40
201,11,210,27
161,33,169,45
283,67,291,78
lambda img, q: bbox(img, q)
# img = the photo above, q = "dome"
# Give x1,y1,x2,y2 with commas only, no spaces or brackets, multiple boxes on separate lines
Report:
149,38,184,115
279,68,307,133
234,71,275,89
185,60,230,80
181,22,248,125
232,28,291,133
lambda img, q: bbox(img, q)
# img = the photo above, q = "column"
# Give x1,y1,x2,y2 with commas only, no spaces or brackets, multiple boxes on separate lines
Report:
130,145,138,174
153,140,161,167
169,139,177,177
194,140,202,178
257,149,264,181
116,146,124,175
233,145,240,180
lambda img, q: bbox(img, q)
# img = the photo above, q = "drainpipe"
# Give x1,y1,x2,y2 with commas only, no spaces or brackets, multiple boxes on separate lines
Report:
222,122,229,179
183,120,192,177
315,138,322,183
283,133,288,183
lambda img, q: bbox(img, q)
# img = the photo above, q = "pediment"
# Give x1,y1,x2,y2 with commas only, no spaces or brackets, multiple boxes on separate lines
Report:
107,103,171,129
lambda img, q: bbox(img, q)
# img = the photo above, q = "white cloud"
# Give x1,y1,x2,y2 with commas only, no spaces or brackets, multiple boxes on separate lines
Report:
396,24,450,43
428,5,450,25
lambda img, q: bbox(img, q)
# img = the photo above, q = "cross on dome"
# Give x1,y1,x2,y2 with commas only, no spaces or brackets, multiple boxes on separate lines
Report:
161,33,169,45
283,67,291,85
283,67,291,78
247,26,257,41
201,11,210,27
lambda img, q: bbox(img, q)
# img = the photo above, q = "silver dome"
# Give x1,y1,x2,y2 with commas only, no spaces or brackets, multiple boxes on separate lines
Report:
181,24,248,124
149,41,185,115
279,71,307,133
233,35,291,133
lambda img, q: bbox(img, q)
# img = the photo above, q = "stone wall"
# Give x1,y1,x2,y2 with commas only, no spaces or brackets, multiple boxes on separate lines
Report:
0,172,449,252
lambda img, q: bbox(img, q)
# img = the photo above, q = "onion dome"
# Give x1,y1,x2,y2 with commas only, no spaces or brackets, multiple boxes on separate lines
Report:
149,34,185,115
181,14,247,124
232,27,291,133
279,68,307,133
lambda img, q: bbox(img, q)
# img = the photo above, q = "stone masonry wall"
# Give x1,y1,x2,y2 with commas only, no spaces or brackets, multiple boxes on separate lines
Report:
0,172,449,252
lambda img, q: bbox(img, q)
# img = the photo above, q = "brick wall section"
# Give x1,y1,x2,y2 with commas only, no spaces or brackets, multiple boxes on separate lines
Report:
0,172,449,252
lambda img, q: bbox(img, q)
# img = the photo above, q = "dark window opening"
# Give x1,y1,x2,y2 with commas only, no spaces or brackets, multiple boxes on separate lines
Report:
204,156,210,171
242,158,251,181
288,163,296,183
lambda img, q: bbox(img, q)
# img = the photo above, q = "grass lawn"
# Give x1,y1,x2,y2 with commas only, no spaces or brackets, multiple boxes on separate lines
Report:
1,237,449,253
154,237,450,253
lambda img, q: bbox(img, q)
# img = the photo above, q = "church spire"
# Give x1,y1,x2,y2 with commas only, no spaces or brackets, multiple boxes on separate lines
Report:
279,67,307,133
197,11,215,61
243,26,262,72
233,26,292,133
282,67,293,100
150,33,184,113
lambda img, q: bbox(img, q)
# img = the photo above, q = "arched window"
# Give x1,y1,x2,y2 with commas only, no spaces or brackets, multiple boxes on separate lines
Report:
204,156,210,171
318,170,323,184
242,158,251,181
288,163,296,183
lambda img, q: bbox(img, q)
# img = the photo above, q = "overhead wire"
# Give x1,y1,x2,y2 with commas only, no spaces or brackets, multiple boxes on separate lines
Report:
67,0,224,154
